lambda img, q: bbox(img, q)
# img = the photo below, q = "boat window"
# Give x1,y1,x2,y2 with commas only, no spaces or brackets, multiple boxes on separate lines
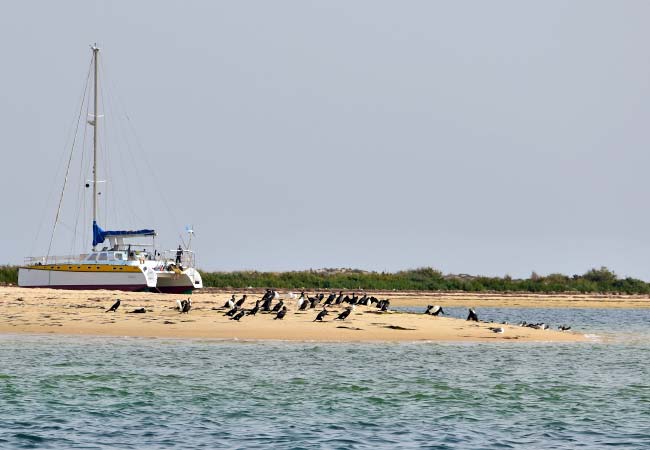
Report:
114,252,125,261
98,252,108,261
86,253,98,261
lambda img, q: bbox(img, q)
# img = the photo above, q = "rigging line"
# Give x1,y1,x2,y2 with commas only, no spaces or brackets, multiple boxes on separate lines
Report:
99,59,123,230
99,56,150,228
97,68,112,227
100,82,122,231
69,84,92,256
30,57,93,258
45,57,93,261
100,55,181,234
100,60,135,229
81,122,94,249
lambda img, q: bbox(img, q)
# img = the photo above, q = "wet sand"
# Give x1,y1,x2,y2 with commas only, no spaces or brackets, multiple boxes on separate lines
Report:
0,286,602,342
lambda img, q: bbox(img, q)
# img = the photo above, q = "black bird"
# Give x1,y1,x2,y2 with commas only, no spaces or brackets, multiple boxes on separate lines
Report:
274,306,288,320
272,300,285,313
425,305,444,316
466,308,478,322
309,294,322,309
334,291,344,305
488,326,504,333
558,325,571,331
335,307,353,321
106,299,121,312
379,300,390,312
225,306,239,317
181,299,192,314
314,309,328,322
248,300,260,316
297,293,307,311
261,296,273,312
324,292,336,306
129,307,146,314
223,295,235,309
235,295,247,308
231,310,246,321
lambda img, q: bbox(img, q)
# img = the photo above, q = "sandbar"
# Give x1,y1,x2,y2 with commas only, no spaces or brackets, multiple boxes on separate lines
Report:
0,287,598,342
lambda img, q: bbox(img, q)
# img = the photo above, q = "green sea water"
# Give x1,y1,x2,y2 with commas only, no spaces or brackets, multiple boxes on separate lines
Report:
1,308,649,449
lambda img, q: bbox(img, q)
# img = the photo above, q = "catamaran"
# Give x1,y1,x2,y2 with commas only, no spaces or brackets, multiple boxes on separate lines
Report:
18,45,203,294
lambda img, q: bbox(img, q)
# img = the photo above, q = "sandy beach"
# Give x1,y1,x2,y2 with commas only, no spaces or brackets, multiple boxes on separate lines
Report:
0,286,609,342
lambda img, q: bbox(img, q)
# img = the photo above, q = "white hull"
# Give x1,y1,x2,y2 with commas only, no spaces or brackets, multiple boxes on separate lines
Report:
18,267,155,291
154,268,203,293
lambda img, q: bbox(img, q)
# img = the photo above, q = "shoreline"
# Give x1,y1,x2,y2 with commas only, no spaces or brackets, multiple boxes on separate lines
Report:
0,331,601,345
0,286,596,342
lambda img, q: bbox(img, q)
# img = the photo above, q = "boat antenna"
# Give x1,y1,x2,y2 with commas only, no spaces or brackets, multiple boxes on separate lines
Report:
91,43,100,250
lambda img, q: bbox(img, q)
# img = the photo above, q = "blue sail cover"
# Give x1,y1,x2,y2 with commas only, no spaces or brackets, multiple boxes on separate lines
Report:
92,221,156,246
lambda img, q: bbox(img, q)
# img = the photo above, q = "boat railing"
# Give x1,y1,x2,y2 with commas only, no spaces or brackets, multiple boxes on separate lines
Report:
24,254,88,265
161,249,196,268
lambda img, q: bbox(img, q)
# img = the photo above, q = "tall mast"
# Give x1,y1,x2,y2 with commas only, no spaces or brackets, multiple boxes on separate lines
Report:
91,44,99,250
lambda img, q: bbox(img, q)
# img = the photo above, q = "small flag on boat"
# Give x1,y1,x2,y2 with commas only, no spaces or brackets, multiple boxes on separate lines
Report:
185,225,194,235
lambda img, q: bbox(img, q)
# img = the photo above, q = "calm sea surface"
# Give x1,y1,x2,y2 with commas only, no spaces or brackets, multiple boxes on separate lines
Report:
2,308,650,449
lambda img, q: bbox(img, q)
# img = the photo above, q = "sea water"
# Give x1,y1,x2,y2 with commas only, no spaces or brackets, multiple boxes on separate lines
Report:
1,308,649,449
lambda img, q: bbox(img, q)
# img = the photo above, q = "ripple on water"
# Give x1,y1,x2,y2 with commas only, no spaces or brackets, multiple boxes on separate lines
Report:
1,311,650,449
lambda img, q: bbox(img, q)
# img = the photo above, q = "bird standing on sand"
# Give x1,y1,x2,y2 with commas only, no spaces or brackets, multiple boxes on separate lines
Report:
223,295,235,309
425,305,444,316
235,295,247,308
310,293,324,308
231,310,246,321
297,294,307,311
261,296,273,312
261,289,272,301
248,300,260,316
181,298,192,314
324,292,336,306
299,296,310,311
272,299,285,313
106,299,121,312
466,308,478,322
314,309,328,322
274,306,288,320
335,307,353,321
225,306,239,317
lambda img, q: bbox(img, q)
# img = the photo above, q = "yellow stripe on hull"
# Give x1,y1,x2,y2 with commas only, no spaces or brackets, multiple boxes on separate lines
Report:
22,265,142,273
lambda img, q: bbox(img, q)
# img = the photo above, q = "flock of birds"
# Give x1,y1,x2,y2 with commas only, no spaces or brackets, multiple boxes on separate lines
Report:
210,290,390,322
104,289,572,332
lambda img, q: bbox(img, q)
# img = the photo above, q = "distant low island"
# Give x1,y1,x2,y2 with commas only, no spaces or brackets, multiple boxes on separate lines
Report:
2,265,649,294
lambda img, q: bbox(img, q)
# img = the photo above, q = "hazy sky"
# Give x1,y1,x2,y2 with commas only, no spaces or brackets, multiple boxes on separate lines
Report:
2,1,650,279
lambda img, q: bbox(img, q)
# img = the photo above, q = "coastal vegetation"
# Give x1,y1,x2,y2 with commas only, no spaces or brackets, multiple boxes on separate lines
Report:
4,265,647,294
0,266,17,285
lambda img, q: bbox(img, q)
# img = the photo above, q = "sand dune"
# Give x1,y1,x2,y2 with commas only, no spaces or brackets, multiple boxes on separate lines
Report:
0,287,598,342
